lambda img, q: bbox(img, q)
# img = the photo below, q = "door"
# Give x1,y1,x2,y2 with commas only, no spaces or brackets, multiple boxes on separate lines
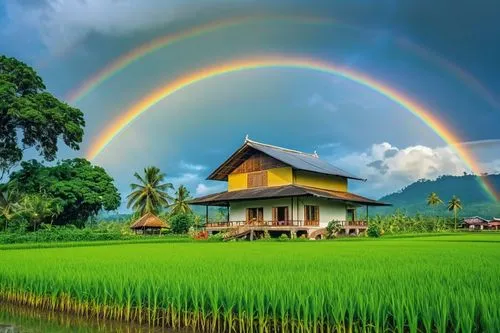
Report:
273,206,289,225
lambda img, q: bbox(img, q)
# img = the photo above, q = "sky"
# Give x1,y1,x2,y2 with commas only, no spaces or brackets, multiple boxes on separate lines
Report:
1,0,500,210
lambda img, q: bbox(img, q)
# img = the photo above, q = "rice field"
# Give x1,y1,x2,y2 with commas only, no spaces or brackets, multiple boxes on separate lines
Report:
1,234,499,332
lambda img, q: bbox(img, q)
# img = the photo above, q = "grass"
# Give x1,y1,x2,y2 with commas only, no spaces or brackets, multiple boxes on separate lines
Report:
1,234,499,332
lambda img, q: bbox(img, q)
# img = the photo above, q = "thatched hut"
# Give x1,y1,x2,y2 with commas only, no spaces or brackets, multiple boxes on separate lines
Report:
130,213,168,235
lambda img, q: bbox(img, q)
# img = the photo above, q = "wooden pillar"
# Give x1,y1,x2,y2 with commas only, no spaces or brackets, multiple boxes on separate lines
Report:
291,197,294,224
366,205,369,223
250,229,254,241
227,203,230,223
205,205,208,225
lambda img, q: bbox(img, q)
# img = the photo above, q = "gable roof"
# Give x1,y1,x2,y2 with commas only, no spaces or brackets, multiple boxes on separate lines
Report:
208,138,364,181
130,213,168,229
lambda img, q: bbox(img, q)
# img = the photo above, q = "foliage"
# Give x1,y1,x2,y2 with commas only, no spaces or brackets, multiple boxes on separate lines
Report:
278,233,289,241
0,186,20,231
207,232,225,242
367,210,455,235
127,166,173,216
326,220,342,238
6,159,120,227
169,213,194,234
447,195,463,230
0,234,499,331
426,192,443,207
16,194,61,231
367,223,382,238
0,55,85,176
169,185,192,215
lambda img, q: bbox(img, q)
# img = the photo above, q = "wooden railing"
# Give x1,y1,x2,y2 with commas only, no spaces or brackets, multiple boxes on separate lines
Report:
204,220,367,228
205,220,318,228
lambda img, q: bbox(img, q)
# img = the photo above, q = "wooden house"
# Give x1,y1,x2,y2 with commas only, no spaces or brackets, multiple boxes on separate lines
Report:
190,137,390,239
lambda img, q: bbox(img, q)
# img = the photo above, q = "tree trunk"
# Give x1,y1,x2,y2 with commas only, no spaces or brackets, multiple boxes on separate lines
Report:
454,209,457,230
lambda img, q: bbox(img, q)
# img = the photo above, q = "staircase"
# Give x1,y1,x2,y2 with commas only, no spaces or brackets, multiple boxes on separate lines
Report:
223,225,252,240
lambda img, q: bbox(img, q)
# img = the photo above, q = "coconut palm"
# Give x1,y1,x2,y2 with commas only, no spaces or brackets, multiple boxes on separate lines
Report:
169,185,193,216
0,187,20,230
426,192,443,207
19,194,55,231
447,196,463,230
127,166,173,216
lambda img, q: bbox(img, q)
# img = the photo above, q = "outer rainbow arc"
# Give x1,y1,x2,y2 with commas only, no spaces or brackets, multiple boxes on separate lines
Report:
65,14,334,103
86,56,498,202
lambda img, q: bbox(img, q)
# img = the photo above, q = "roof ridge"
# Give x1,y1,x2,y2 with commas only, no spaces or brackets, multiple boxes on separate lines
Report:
245,137,317,157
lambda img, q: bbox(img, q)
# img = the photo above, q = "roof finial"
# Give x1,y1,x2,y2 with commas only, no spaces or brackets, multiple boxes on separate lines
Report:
313,150,319,157
245,134,249,142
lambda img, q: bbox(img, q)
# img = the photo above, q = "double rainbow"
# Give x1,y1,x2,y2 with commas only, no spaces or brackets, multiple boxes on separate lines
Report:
85,56,498,202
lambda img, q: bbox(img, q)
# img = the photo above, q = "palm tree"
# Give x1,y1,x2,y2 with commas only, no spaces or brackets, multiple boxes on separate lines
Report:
427,192,443,207
169,185,193,215
447,196,463,230
0,187,20,230
127,166,173,216
19,195,55,231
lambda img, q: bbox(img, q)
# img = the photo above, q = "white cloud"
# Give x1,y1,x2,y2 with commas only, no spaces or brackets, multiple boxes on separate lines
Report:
3,0,224,53
317,142,340,149
307,93,337,113
167,172,201,187
179,160,207,171
332,142,500,198
195,183,225,196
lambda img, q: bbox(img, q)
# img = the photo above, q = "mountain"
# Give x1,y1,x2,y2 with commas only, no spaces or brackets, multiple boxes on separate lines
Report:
373,174,500,218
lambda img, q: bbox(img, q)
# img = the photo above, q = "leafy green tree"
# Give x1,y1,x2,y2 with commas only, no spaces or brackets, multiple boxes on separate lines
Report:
447,196,463,230
127,166,173,216
169,213,194,234
0,186,20,230
0,55,85,177
169,185,192,215
7,159,120,227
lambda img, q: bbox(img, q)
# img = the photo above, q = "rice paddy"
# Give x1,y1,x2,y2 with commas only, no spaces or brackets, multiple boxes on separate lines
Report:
1,233,499,332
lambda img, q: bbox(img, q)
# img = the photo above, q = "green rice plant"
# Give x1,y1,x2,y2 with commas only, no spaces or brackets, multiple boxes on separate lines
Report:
0,234,499,332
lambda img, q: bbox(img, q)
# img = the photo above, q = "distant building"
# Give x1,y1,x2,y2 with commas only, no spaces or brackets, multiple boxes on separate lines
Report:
190,137,390,239
463,216,500,230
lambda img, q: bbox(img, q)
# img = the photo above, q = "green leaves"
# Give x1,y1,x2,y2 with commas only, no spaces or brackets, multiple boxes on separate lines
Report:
0,55,85,175
6,158,121,227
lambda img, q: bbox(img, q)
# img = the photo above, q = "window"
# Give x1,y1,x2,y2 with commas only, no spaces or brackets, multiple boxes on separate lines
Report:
304,205,319,226
246,207,264,223
247,171,268,188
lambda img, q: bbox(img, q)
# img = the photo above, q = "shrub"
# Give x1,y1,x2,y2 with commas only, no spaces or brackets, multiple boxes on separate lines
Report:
278,233,290,241
326,220,342,239
169,213,194,234
367,224,382,238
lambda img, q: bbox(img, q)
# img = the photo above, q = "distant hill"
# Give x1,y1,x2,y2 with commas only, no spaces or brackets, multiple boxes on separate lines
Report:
373,174,500,218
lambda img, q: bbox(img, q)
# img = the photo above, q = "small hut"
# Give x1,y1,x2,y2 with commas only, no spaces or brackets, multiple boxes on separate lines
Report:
130,213,168,235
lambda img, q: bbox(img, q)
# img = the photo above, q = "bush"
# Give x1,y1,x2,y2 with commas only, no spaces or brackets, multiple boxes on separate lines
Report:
169,213,194,234
326,220,342,239
278,233,290,241
367,224,382,238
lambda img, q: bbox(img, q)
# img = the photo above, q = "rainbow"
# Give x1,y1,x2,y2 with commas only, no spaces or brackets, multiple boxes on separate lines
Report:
65,14,332,103
86,56,498,201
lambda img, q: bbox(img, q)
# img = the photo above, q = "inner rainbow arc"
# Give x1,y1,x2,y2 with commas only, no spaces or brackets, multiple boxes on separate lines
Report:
86,56,498,202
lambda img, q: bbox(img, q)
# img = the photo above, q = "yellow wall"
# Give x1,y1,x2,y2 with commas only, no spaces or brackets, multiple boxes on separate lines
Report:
268,167,293,186
294,170,347,192
228,167,293,191
228,173,247,191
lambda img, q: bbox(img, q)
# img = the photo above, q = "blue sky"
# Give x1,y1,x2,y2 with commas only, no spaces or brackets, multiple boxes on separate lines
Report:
1,0,500,210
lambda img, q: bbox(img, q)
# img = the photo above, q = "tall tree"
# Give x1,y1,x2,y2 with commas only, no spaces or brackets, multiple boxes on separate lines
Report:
127,166,173,216
169,185,193,215
0,186,20,230
7,159,121,227
18,194,55,231
0,55,85,177
447,196,463,230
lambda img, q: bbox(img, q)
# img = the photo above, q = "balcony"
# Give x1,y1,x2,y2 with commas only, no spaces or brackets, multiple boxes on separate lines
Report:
204,220,367,229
